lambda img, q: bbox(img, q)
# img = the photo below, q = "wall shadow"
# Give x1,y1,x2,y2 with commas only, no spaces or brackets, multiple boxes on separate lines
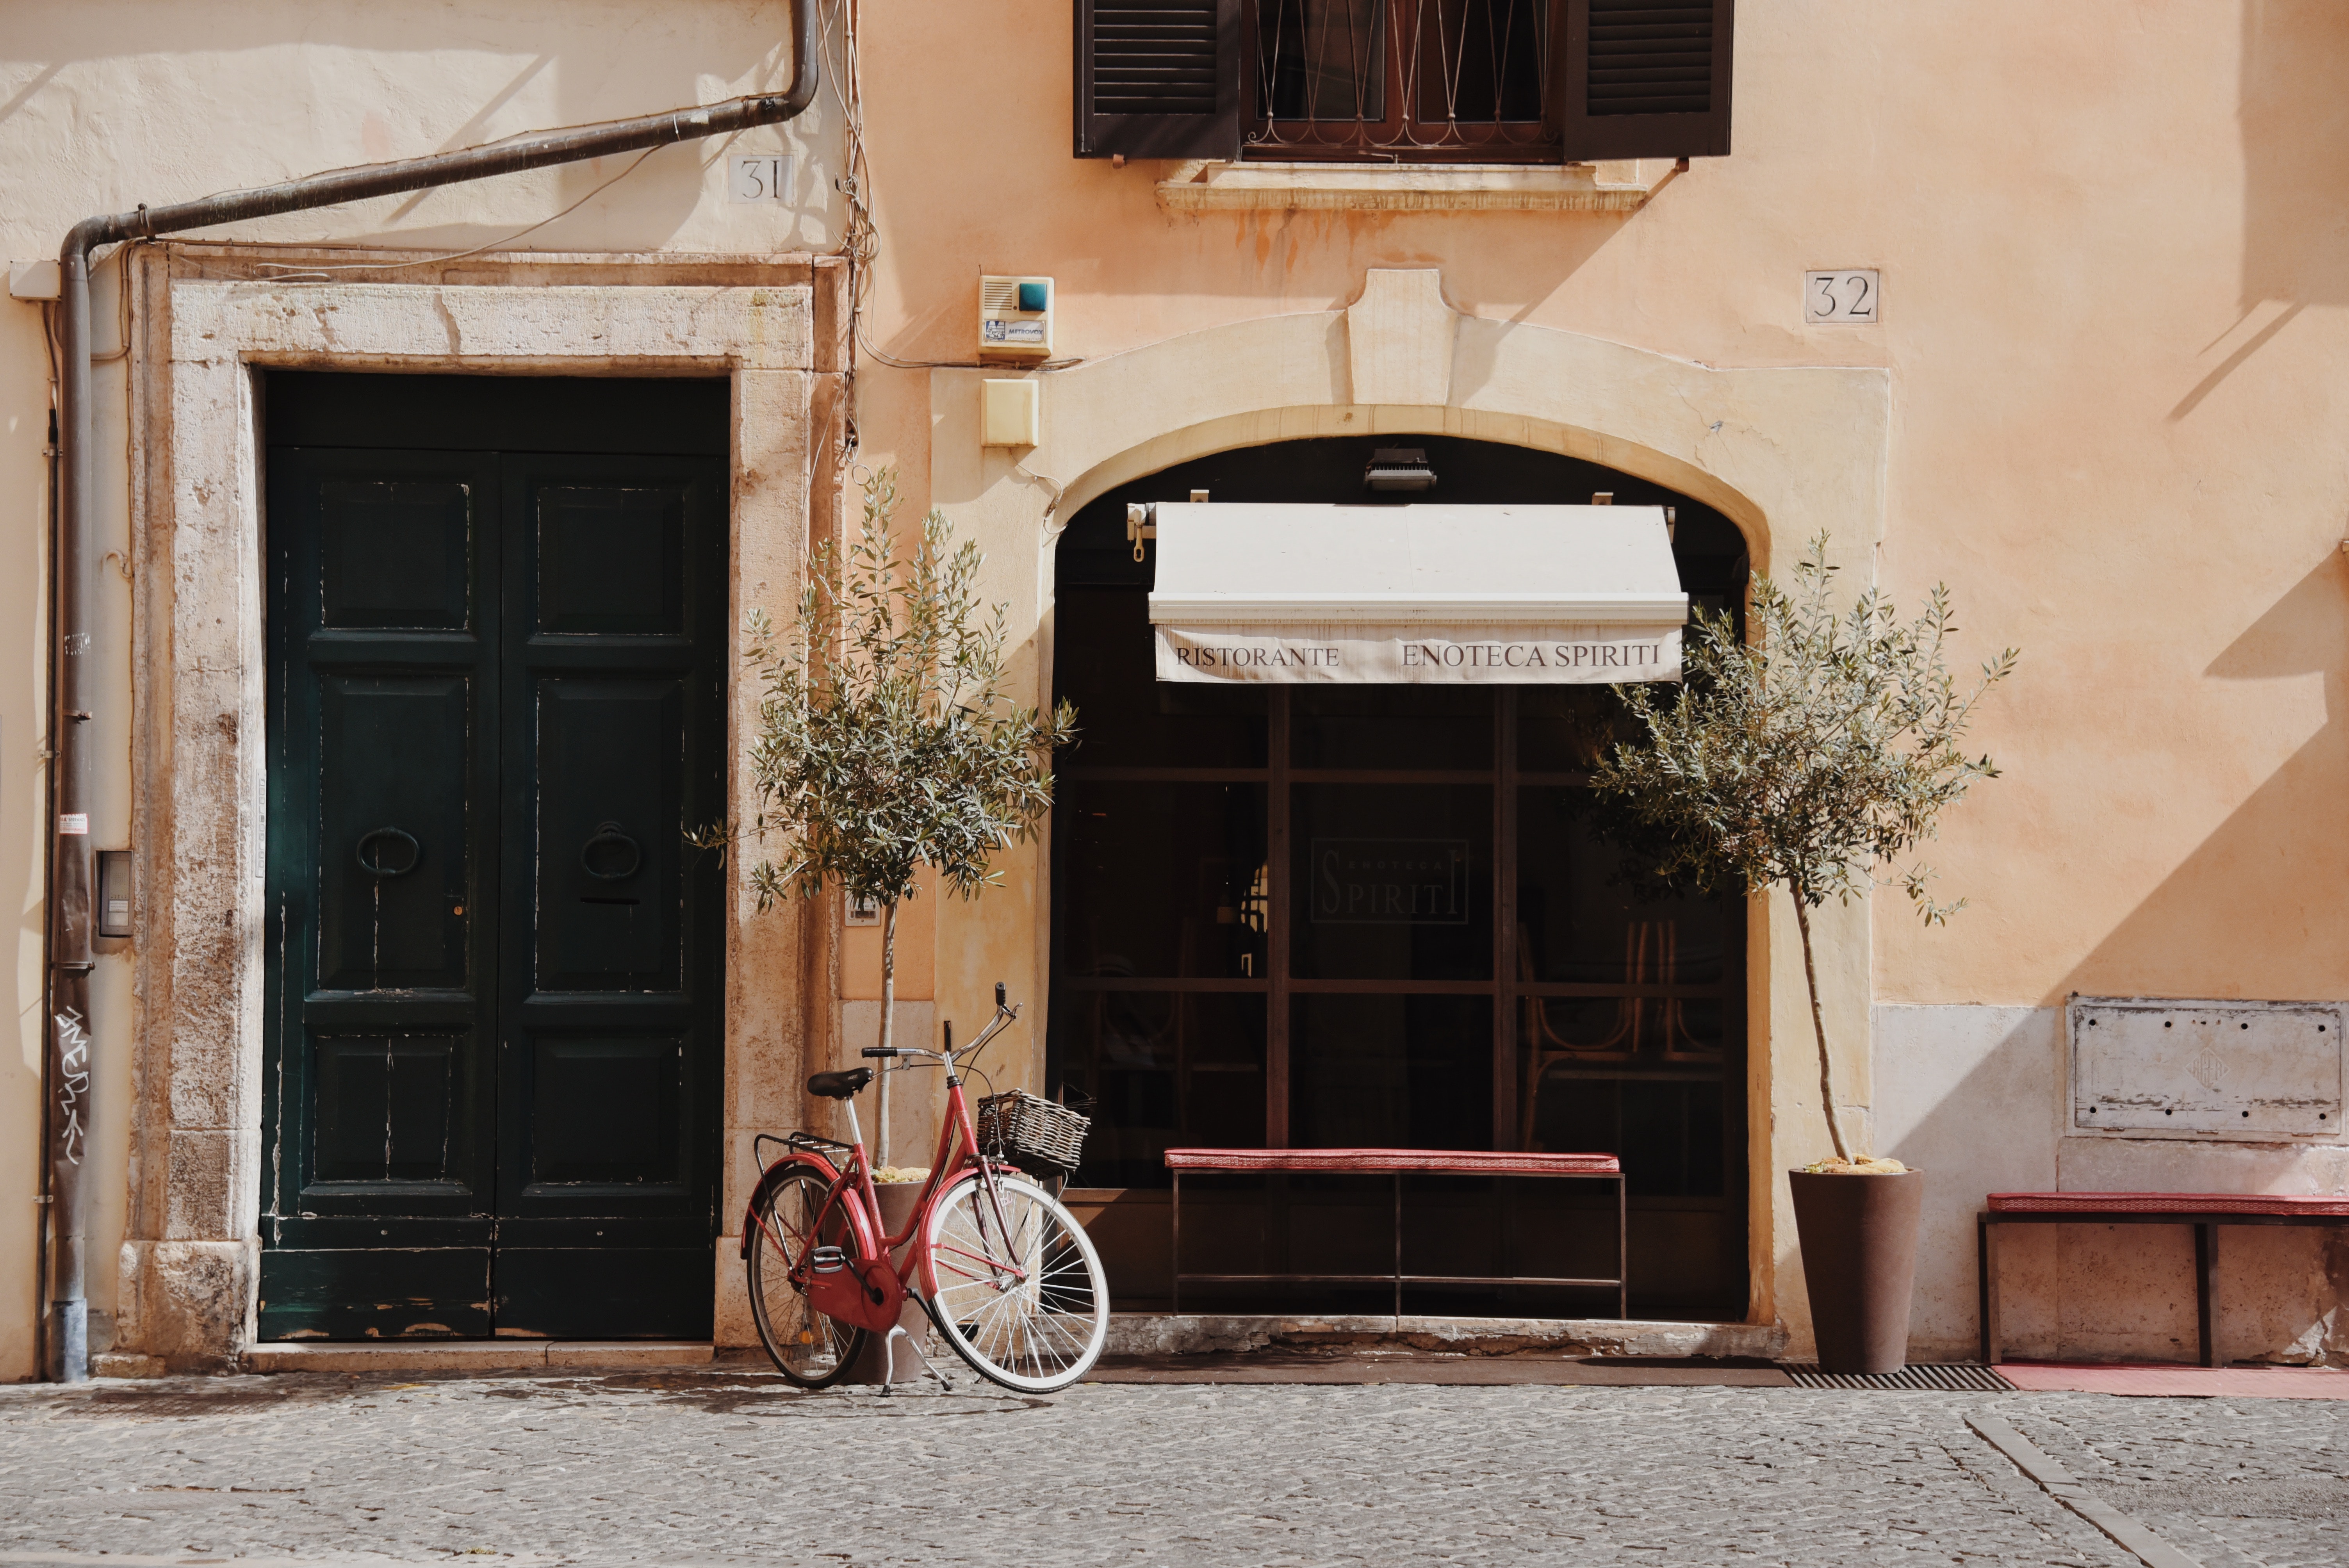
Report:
2052,551,2349,1001
2,3,804,252
2242,2,2349,309
2175,4,2349,418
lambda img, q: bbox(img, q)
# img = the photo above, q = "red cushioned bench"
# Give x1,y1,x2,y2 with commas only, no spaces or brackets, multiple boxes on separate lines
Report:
1165,1148,1626,1317
1980,1192,2349,1367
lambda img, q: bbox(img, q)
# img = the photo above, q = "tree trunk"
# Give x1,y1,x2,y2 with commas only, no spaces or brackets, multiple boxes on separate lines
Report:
877,898,896,1167
1793,895,1855,1164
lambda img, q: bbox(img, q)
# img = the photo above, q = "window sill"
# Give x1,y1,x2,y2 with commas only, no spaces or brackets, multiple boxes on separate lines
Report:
1154,159,1679,214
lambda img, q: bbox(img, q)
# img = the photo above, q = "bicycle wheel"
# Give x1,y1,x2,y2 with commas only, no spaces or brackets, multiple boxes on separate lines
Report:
746,1162,869,1388
921,1172,1108,1392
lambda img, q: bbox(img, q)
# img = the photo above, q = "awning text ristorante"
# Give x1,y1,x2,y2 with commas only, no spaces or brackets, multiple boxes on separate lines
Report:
1146,503,1688,686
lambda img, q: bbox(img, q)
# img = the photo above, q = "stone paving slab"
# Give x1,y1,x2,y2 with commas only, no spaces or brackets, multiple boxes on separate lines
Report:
1999,1361,2349,1400
1088,1351,1794,1385
0,1370,2340,1566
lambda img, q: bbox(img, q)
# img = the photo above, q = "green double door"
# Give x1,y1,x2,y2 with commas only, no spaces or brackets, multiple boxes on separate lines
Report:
260,374,728,1340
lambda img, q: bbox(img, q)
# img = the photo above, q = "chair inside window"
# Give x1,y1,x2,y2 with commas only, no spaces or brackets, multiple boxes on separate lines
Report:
1520,919,1718,1149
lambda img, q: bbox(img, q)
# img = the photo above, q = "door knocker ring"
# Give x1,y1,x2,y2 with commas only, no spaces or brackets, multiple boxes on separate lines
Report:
355,826,421,878
582,821,642,881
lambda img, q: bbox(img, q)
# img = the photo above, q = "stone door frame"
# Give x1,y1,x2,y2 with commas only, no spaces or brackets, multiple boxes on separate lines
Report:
116,244,845,1367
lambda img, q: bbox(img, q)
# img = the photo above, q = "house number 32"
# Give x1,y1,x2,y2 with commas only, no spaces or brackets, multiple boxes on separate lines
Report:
1805,270,1880,324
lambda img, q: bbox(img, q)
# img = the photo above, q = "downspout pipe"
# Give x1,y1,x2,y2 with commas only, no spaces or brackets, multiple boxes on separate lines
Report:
43,1,818,1383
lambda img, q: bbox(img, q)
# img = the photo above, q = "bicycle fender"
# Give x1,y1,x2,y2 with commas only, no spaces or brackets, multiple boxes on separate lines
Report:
738,1153,845,1261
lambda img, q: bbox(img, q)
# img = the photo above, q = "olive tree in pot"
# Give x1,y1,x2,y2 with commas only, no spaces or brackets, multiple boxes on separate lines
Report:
1590,535,2014,1373
698,467,1076,1168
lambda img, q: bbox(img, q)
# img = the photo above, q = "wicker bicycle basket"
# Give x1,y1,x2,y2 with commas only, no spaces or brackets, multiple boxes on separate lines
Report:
974,1089,1090,1174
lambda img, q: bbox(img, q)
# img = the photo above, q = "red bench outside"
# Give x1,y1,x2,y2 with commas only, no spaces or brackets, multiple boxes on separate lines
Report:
1165,1147,1626,1317
1979,1191,2349,1367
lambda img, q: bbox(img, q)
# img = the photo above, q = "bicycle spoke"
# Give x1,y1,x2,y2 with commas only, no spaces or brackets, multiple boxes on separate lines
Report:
921,1176,1107,1392
748,1165,868,1388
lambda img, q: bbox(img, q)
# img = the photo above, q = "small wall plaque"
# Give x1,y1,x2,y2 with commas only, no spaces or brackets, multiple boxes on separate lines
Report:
730,155,797,205
845,891,880,928
1804,269,1880,324
2069,995,2345,1140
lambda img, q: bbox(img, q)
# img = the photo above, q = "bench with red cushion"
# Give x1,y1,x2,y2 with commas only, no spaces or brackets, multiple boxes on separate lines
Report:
1980,1192,2349,1366
1164,1147,1626,1317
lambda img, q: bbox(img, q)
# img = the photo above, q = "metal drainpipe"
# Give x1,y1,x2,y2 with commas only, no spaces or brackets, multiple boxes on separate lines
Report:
42,0,819,1383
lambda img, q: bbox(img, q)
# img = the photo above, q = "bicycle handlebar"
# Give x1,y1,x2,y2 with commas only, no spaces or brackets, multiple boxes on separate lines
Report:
855,984,1023,1072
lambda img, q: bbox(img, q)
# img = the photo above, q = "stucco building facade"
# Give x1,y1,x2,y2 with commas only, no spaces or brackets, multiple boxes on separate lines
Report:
4,2,2347,1379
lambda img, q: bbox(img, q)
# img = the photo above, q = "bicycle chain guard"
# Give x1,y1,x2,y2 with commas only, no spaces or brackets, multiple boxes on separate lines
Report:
804,1242,908,1333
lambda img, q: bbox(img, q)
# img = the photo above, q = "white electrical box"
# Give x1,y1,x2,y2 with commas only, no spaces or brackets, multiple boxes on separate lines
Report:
980,379,1041,447
9,260,61,301
980,274,1053,362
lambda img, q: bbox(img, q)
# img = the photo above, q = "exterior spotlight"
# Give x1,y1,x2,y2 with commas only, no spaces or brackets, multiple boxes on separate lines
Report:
1363,447,1436,493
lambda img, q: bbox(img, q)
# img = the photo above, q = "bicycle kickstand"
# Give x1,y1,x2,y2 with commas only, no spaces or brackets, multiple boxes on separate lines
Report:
877,1318,954,1396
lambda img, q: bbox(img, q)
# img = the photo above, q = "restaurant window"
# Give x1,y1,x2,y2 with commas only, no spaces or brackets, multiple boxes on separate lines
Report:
1074,0,1736,163
1046,436,1750,1317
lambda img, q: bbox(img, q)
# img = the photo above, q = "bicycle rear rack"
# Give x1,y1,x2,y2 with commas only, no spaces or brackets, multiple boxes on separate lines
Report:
753,1130,854,1170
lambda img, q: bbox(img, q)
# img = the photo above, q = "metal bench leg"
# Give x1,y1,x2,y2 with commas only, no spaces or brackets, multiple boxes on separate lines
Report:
1978,1215,2001,1365
1616,1174,1628,1320
1171,1170,1181,1316
1393,1173,1404,1319
2196,1221,2222,1368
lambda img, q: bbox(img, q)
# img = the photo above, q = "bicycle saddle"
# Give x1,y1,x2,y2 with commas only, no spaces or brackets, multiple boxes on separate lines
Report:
806,1067,874,1100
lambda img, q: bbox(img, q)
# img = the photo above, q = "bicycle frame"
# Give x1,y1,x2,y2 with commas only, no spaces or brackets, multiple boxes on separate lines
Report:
745,1005,1034,1335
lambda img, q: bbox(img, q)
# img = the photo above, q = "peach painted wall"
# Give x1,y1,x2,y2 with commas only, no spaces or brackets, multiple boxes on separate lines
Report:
845,0,2349,1016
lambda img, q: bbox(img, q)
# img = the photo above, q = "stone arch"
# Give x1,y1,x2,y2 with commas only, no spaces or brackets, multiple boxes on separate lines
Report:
924,271,1889,1348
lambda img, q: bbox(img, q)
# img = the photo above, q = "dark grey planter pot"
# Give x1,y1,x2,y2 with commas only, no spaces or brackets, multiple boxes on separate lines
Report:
1789,1168,1925,1375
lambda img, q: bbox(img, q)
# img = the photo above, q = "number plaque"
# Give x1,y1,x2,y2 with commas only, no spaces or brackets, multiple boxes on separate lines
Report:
730,155,797,205
1804,269,1880,324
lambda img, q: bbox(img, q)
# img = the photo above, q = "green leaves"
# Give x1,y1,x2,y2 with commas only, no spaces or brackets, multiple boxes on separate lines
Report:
1588,532,2014,1164
706,468,1078,912
1591,533,2016,920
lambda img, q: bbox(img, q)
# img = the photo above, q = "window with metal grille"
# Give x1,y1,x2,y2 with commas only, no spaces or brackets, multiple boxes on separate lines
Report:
1249,0,1557,162
1074,0,1732,164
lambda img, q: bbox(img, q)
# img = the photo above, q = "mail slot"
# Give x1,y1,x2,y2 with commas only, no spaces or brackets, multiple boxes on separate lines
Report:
96,848,132,940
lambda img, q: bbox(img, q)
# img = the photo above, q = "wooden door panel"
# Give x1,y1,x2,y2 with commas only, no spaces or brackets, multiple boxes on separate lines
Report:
317,480,472,629
535,484,687,634
535,678,684,989
314,674,474,992
492,1248,713,1340
264,385,725,1343
491,452,724,1334
266,446,501,1285
523,1035,689,1193
257,1247,493,1342
308,1034,471,1187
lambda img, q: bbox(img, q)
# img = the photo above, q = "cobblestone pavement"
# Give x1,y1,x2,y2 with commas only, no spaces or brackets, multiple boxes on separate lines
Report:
0,1369,2342,1566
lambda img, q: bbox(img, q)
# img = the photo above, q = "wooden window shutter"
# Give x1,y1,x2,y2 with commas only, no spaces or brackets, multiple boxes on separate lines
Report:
1075,0,1242,159
1553,0,1734,159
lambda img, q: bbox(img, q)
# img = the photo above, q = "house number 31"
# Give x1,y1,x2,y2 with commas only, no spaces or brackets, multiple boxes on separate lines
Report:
1805,270,1880,324
730,155,797,204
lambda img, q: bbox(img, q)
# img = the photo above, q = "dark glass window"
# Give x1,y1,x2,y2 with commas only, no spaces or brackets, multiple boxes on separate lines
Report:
1047,437,1750,1317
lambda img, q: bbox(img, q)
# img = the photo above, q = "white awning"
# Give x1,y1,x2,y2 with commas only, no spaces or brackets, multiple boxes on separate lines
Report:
1146,503,1688,685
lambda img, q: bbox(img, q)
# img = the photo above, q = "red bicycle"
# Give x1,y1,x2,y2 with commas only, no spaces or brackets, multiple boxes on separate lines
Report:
742,984,1110,1393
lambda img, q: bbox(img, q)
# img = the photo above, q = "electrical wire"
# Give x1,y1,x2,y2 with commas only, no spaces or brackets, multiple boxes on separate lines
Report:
244,145,663,280
818,0,1083,385
73,239,143,363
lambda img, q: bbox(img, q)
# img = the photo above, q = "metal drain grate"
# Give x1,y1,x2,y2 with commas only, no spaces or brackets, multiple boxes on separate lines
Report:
1782,1361,2017,1392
